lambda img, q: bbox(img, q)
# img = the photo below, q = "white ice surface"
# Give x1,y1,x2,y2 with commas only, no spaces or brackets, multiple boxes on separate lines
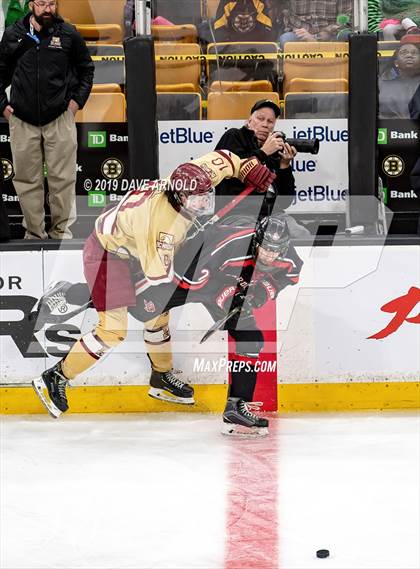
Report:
1,412,419,569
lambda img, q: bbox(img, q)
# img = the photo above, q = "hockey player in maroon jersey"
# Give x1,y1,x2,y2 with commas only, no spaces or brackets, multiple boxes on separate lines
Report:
31,150,276,419
34,214,303,436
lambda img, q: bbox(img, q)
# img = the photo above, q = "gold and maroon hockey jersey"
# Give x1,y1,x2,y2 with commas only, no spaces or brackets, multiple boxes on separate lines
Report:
94,150,250,288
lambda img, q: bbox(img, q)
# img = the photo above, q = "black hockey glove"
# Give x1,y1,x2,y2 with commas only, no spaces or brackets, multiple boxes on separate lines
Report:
248,279,278,309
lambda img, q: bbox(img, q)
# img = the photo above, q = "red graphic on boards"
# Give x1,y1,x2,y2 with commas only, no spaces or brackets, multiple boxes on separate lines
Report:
368,286,420,340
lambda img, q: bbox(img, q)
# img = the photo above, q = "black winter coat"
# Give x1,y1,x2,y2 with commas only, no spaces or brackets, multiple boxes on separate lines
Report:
215,126,297,217
0,13,94,126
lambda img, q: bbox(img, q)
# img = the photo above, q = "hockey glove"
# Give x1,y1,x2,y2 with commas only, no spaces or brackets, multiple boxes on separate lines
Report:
248,279,278,308
238,157,276,193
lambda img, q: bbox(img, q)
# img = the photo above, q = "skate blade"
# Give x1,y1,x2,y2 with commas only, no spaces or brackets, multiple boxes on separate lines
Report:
221,422,269,438
32,377,62,419
148,387,195,406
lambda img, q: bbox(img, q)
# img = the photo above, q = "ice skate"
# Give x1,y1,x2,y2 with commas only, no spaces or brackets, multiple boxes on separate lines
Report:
32,361,69,418
222,397,269,437
32,281,72,323
148,370,195,405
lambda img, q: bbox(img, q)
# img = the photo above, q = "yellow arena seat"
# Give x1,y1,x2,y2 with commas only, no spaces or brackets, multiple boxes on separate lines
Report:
152,24,198,43
209,80,273,92
377,41,399,53
283,59,349,97
207,42,279,85
283,41,348,55
157,83,197,92
284,92,348,119
155,43,201,91
59,0,126,43
87,43,124,57
76,93,126,122
207,91,280,120
287,77,348,93
157,93,202,120
91,83,122,93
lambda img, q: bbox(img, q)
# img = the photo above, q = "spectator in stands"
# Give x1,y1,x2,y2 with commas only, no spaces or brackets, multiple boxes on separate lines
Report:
277,0,353,49
0,0,94,239
368,0,420,40
214,0,275,42
0,153,11,241
214,99,310,237
379,38,420,118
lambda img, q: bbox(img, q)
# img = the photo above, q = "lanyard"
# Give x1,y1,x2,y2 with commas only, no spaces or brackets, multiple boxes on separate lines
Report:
27,18,41,44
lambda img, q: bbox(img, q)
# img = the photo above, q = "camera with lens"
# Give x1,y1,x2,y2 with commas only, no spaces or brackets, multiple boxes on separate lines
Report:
273,131,320,156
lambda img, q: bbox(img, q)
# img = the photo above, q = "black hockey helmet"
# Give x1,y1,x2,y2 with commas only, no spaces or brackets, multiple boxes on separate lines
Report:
253,214,290,270
166,163,215,217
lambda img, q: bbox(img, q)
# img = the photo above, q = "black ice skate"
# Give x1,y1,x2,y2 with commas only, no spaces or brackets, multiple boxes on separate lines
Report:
222,397,269,437
33,281,71,324
32,361,69,418
148,370,195,405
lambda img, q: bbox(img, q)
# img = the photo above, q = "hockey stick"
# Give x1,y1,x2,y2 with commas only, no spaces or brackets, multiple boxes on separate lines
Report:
200,306,241,344
199,302,254,344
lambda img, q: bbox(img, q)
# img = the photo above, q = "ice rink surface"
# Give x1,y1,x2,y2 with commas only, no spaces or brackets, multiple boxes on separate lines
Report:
1,412,419,569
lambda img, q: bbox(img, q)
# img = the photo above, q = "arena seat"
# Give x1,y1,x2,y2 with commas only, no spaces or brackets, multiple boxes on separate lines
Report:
287,77,348,93
87,44,124,57
377,41,398,76
59,0,125,43
377,41,399,53
75,24,122,44
92,59,125,88
209,80,273,92
284,92,348,119
157,93,202,120
283,41,348,55
91,83,122,93
207,42,279,86
155,43,202,91
157,83,197,92
207,91,280,120
76,93,126,122
152,24,198,43
283,58,348,96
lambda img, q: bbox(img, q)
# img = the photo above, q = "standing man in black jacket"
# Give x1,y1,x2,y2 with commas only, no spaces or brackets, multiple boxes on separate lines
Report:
0,0,94,239
215,99,310,236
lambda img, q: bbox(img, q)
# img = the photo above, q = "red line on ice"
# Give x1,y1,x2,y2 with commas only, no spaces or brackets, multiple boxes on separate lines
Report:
225,300,278,568
224,422,279,569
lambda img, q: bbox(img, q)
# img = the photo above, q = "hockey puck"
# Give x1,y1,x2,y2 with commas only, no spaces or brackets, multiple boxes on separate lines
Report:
316,549,330,558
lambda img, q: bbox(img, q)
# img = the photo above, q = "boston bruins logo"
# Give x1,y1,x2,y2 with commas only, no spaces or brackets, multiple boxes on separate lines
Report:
1,158,14,181
382,155,404,177
101,158,124,179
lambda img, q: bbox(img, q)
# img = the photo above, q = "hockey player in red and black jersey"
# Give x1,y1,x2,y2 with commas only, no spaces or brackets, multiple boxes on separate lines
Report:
129,213,302,436
33,214,303,436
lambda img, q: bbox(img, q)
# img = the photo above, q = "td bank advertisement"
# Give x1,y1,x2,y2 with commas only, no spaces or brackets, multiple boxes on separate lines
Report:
1,118,419,216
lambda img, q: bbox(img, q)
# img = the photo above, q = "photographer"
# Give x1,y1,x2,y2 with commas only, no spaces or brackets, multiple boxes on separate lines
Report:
214,99,310,236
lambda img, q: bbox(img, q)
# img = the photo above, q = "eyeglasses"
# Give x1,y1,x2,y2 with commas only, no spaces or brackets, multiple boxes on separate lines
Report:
33,1,57,9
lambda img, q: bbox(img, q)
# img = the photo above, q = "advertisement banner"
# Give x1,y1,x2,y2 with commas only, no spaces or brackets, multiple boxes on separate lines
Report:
158,119,349,214
1,245,419,386
1,119,348,217
2,118,419,220
277,245,420,383
377,119,420,213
